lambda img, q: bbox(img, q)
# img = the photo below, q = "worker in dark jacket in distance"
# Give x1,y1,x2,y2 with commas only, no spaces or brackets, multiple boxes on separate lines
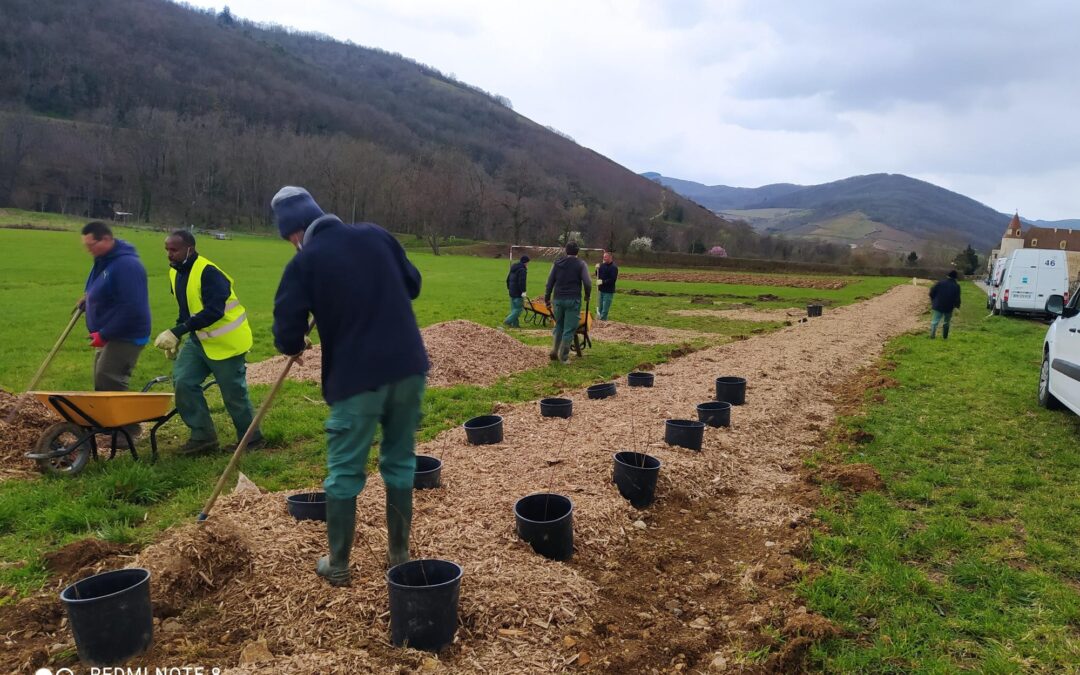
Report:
271,186,429,588
79,221,151,442
154,230,259,455
596,251,619,321
503,255,530,328
929,270,962,339
545,241,592,364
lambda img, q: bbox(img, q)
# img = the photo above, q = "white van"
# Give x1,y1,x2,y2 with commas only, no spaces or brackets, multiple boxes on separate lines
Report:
986,257,1009,310
1040,288,1080,416
995,249,1070,317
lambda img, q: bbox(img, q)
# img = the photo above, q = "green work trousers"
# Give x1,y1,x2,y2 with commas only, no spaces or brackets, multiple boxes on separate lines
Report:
504,297,524,327
598,292,614,320
323,374,426,500
552,298,581,349
929,310,953,339
173,337,255,442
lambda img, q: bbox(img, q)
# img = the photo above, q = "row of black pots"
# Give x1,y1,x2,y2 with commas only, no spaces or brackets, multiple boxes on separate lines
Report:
60,557,464,665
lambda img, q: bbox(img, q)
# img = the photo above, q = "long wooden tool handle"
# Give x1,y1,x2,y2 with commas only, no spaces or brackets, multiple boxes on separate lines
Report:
198,320,316,522
3,308,83,426
29,307,84,391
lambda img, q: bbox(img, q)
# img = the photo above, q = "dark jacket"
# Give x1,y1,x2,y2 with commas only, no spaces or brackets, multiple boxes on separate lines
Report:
545,256,592,303
929,278,962,313
598,261,619,293
273,216,429,404
84,239,151,344
170,253,231,338
506,261,528,297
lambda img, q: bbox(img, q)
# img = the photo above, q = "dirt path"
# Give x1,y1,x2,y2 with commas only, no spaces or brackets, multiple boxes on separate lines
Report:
3,286,926,674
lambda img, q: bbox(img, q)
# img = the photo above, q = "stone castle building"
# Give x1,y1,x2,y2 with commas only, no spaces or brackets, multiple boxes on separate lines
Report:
989,212,1080,282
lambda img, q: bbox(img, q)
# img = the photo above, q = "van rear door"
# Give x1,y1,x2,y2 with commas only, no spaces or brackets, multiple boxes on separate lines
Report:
1007,252,1038,311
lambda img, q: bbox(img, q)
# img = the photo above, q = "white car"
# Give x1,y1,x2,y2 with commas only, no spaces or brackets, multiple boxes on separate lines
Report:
1040,290,1080,415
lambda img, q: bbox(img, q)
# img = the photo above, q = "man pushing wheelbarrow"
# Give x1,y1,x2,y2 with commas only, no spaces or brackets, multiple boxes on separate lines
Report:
544,241,592,364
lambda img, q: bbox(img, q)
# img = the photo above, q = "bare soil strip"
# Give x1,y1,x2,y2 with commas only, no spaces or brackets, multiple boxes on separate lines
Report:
621,272,850,290
670,308,809,323
3,286,925,674
523,320,716,346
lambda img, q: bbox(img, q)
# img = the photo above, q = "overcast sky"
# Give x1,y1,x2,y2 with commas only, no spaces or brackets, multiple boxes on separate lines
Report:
188,0,1080,220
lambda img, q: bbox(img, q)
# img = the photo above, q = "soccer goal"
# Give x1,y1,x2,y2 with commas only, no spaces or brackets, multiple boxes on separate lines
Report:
508,244,606,266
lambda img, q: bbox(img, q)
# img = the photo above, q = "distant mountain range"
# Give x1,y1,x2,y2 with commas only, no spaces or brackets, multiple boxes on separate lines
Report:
642,172,1063,253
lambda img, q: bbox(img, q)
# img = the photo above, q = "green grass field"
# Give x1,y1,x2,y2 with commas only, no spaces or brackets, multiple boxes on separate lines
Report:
803,284,1080,671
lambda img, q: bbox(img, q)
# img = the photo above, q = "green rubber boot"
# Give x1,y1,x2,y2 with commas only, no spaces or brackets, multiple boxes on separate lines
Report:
558,342,571,364
549,337,561,361
386,487,413,568
316,496,356,587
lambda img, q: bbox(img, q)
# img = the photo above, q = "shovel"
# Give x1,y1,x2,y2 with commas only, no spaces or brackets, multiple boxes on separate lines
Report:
3,307,84,425
197,320,315,522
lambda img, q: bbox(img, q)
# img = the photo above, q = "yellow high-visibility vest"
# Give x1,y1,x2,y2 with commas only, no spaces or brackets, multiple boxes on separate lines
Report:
169,256,253,360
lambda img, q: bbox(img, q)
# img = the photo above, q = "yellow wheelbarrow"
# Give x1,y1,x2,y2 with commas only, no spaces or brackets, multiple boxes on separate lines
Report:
523,296,594,356
24,376,215,476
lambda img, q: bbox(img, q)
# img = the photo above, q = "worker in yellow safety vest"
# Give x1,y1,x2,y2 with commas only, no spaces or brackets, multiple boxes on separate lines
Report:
153,230,261,455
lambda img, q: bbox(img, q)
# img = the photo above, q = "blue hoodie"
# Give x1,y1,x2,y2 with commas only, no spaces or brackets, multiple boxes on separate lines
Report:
84,239,151,344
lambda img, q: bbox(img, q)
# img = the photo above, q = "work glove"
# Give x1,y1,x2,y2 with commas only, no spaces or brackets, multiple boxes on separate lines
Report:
88,332,106,349
164,346,179,361
521,292,528,298
154,329,180,351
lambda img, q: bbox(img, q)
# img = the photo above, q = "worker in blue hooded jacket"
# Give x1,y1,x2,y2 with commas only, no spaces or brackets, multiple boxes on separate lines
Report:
270,186,429,587
78,221,151,440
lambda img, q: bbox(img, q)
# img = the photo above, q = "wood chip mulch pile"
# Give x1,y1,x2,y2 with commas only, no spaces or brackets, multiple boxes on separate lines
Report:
111,285,925,674
622,271,850,289
246,320,549,389
0,389,56,480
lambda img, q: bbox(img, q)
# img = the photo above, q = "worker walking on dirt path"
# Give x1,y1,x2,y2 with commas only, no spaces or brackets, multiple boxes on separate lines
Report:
929,270,962,339
596,251,619,321
503,255,530,328
271,186,429,588
545,241,592,364
154,230,259,455
79,221,151,443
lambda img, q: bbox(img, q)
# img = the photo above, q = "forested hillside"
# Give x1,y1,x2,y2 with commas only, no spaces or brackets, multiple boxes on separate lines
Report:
0,0,849,261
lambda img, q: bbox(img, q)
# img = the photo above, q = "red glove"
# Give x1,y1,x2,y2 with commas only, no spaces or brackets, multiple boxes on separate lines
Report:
89,332,107,348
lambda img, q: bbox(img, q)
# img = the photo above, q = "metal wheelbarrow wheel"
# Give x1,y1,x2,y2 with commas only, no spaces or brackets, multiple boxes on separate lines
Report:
33,422,92,476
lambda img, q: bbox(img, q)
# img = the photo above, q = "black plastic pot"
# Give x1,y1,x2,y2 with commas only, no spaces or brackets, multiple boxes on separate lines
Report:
539,397,573,418
414,455,443,490
587,382,617,399
463,415,503,445
627,372,655,387
697,401,732,428
514,493,574,561
807,304,823,317
612,451,661,508
664,419,706,451
387,559,463,652
286,491,327,521
60,568,153,666
715,376,747,405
